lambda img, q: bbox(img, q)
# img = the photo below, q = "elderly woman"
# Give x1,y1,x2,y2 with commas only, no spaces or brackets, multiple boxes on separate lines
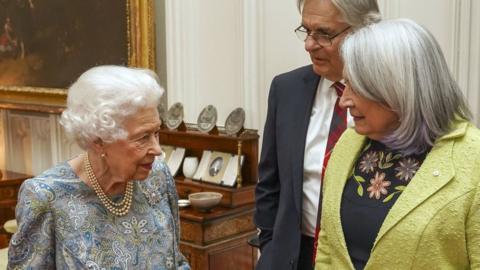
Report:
315,19,480,269
8,66,190,269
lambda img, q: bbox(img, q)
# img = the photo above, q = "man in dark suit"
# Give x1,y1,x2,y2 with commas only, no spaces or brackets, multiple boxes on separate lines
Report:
254,0,380,269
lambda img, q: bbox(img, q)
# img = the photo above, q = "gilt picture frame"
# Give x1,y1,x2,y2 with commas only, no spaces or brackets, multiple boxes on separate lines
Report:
0,0,155,107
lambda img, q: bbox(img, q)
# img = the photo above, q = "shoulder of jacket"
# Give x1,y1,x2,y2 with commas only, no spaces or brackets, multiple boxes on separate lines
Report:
273,65,315,82
452,124,480,156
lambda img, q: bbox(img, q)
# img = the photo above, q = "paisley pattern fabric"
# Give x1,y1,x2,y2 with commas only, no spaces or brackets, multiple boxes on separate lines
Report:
8,158,190,270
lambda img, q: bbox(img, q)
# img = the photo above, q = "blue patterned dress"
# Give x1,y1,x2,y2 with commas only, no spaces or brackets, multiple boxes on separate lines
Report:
7,159,190,270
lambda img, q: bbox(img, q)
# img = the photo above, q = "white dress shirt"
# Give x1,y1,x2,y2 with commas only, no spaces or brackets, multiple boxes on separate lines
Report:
302,78,354,237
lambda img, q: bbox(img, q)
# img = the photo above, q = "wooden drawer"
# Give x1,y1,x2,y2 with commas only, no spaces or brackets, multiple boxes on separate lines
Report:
175,179,255,208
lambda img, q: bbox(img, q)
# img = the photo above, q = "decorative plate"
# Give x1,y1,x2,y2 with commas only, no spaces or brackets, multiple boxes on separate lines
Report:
225,107,245,135
197,105,217,133
157,102,168,125
165,102,184,130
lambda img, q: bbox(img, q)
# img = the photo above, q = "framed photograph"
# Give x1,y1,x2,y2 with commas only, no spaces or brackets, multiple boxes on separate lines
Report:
201,151,232,185
0,0,155,107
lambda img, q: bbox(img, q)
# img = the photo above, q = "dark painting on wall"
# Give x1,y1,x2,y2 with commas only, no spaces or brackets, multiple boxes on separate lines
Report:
0,0,128,89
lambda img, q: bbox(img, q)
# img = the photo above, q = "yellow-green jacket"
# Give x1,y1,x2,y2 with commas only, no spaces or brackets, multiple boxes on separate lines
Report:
316,121,480,269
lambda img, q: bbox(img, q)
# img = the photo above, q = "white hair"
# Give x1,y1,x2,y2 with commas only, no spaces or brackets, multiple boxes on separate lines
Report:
341,19,471,154
60,65,164,149
297,0,381,28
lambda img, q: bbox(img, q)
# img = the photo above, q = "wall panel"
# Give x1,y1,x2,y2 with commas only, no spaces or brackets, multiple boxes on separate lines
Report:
379,0,480,124
165,0,247,127
163,0,480,137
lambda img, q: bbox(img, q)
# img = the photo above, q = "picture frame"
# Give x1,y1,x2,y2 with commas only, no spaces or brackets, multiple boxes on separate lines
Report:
201,151,232,185
0,0,155,107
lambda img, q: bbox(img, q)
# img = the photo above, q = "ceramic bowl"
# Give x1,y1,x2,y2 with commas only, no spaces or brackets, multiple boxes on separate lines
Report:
188,192,223,212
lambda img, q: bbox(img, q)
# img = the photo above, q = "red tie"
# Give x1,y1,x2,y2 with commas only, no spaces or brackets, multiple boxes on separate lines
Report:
312,81,347,262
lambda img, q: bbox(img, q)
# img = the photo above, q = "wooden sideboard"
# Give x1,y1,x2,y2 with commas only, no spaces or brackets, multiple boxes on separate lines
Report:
179,204,257,270
159,125,259,270
0,170,32,248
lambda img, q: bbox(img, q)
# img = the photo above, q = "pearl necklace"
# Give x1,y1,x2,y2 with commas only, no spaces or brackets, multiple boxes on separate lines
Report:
83,153,133,216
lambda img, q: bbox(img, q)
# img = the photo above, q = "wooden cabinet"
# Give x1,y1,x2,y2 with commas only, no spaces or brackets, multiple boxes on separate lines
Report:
0,170,31,248
179,205,257,270
158,126,259,270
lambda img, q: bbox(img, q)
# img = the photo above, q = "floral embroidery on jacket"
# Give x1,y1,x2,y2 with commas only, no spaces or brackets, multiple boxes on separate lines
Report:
359,151,379,173
395,157,420,181
367,172,391,199
350,140,427,203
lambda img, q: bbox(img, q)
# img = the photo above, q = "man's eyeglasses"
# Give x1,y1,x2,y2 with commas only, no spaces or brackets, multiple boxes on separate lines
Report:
294,26,351,47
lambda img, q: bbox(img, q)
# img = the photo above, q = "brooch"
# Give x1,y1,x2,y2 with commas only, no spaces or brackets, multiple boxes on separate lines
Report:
140,173,166,206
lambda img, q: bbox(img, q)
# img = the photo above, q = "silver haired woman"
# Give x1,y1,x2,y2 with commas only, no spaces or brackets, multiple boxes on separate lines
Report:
316,19,480,269
8,66,190,269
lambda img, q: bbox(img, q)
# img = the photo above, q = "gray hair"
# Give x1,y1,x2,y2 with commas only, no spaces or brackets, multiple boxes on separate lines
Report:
297,0,381,28
60,65,164,149
341,19,471,154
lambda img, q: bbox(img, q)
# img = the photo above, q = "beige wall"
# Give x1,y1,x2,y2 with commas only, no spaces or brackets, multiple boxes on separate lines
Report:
162,0,480,136
1,1,478,175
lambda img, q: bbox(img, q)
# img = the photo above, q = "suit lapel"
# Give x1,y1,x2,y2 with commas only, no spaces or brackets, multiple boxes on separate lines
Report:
291,69,320,214
372,122,468,249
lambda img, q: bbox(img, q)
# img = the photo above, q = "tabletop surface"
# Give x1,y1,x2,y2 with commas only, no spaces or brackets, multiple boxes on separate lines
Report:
0,170,31,183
